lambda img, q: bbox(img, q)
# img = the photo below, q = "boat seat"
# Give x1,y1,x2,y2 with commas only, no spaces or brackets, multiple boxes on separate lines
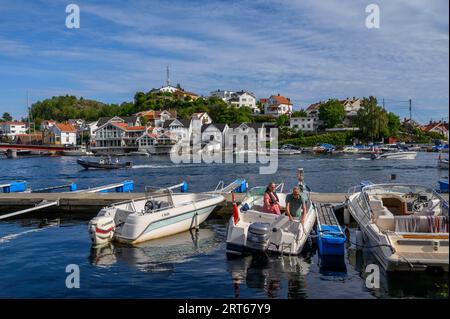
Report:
374,207,395,231
370,197,384,211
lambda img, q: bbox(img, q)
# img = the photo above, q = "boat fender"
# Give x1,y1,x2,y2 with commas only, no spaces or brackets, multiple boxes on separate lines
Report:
241,203,250,212
233,203,240,224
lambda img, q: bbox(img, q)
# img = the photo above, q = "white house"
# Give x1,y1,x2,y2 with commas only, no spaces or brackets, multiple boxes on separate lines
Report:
290,117,317,132
192,112,213,125
44,123,77,145
229,91,258,113
163,118,193,141
90,118,145,154
263,94,293,116
0,121,28,138
210,89,235,102
39,120,56,132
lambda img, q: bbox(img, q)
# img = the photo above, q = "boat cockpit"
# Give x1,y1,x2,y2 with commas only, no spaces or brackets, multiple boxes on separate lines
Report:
362,184,449,233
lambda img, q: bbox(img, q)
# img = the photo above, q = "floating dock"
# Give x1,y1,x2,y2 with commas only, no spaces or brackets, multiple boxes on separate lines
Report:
0,192,348,215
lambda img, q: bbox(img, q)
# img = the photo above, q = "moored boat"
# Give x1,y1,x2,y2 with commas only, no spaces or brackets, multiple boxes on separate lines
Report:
226,183,317,256
88,188,225,245
347,183,449,272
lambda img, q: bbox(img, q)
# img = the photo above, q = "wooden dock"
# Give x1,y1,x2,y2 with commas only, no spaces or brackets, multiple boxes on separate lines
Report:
0,192,348,215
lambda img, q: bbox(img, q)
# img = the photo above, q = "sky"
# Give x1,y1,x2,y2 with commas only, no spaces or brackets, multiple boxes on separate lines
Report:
0,0,448,123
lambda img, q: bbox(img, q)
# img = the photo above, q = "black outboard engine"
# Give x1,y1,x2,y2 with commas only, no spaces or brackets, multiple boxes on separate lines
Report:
246,222,271,252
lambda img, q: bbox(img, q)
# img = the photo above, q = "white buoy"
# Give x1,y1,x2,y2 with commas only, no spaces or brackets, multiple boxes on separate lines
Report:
355,229,364,250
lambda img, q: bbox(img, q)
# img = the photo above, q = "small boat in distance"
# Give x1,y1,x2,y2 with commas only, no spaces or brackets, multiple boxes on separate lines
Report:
438,155,449,169
77,157,132,169
62,145,93,156
371,151,417,160
279,144,302,155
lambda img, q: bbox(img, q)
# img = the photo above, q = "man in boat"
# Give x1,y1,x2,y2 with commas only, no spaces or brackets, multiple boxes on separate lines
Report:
285,186,307,223
263,182,281,215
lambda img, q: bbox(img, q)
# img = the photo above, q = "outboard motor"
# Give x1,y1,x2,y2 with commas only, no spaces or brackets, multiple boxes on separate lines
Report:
246,222,271,252
88,215,116,246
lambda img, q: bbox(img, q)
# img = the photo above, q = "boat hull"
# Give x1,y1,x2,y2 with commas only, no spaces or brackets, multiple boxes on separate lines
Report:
77,159,132,169
116,204,217,244
373,152,417,160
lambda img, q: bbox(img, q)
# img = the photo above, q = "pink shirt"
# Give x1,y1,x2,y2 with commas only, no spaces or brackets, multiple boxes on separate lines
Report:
263,192,281,215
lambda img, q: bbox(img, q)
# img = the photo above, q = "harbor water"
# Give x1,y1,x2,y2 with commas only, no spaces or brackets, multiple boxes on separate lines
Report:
0,152,448,298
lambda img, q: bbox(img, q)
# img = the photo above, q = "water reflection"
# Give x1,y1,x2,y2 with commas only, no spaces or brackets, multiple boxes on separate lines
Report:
89,228,219,273
227,250,313,298
347,247,449,298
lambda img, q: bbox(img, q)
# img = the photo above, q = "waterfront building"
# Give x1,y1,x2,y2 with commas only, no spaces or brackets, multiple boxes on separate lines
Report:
136,129,175,155
43,123,77,145
162,118,193,141
0,121,28,139
262,94,293,116
90,117,145,154
13,133,43,145
201,123,229,144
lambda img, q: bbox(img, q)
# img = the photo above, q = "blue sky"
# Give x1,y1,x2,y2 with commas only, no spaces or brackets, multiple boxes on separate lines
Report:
0,0,448,123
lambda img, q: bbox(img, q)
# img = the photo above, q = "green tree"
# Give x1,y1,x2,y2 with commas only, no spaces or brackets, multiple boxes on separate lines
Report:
2,112,13,121
291,109,308,117
387,112,401,136
276,114,289,127
318,99,345,128
357,96,389,141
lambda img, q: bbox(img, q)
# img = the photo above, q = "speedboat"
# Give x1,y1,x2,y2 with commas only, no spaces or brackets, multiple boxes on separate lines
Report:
278,144,302,155
371,151,417,160
77,157,132,169
347,183,449,272
88,187,224,246
312,143,334,154
226,184,317,256
62,145,93,156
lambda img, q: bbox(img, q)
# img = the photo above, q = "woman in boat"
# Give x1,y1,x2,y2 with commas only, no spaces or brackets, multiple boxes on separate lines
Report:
263,182,281,215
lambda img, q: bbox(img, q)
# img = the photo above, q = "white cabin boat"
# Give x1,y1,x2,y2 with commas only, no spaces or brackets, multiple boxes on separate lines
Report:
372,151,417,160
226,185,317,256
89,188,224,245
347,183,449,272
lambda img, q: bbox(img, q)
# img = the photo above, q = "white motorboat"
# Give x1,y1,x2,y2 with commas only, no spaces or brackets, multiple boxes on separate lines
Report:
62,145,93,156
347,183,449,272
89,187,224,246
438,156,449,170
371,151,417,160
278,144,302,155
226,184,317,256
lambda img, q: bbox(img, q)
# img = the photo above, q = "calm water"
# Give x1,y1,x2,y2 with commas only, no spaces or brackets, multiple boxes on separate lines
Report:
0,152,448,298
